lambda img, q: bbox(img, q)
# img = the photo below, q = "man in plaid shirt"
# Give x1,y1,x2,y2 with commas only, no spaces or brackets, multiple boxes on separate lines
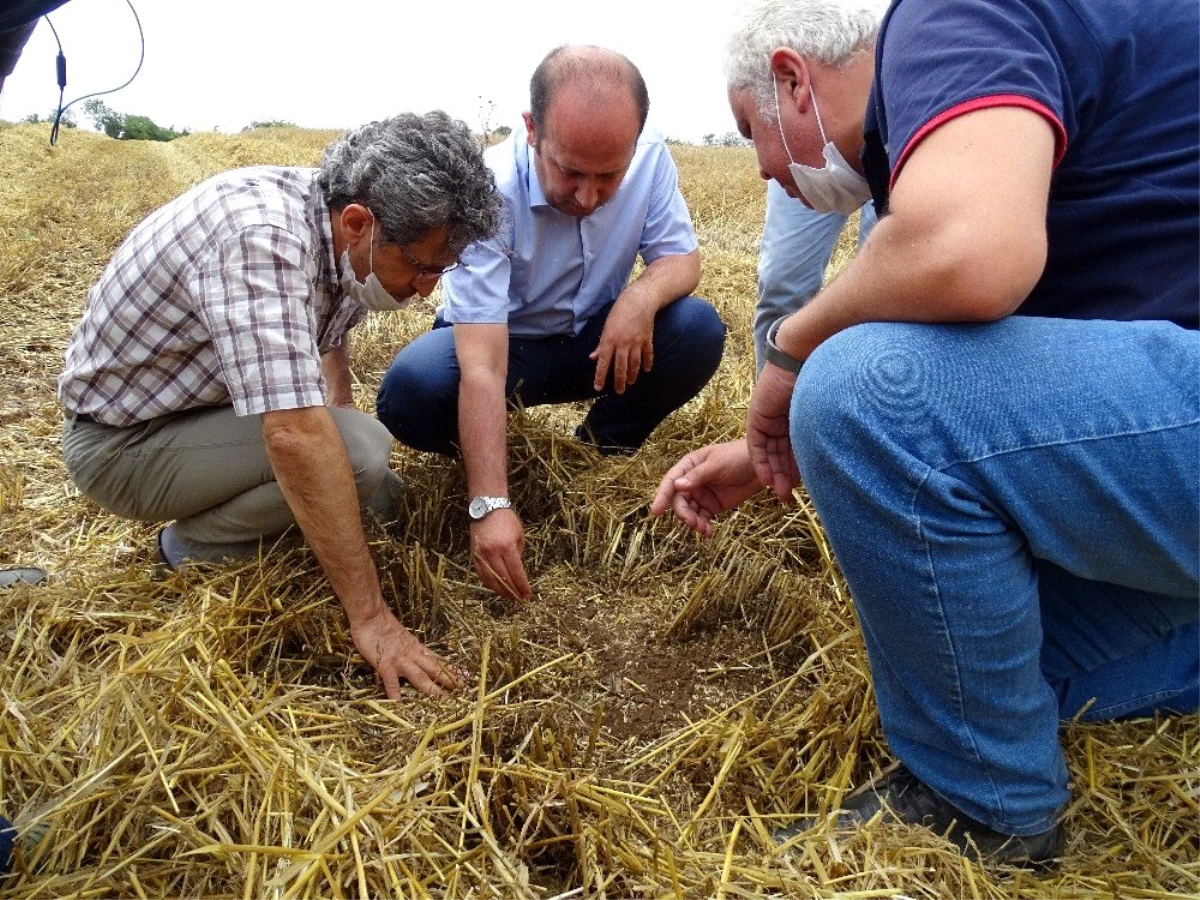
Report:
58,112,500,699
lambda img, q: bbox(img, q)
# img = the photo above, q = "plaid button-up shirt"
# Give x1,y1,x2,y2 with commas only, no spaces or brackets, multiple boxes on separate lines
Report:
58,167,366,427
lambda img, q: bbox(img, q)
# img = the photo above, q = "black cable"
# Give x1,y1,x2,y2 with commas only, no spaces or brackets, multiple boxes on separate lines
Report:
48,0,145,146
44,15,66,143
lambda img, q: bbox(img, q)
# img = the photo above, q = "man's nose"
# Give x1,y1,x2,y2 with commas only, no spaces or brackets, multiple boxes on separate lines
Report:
575,179,599,211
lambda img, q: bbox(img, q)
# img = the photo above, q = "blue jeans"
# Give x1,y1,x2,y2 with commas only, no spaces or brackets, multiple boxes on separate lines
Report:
0,814,13,874
754,179,877,372
792,317,1199,835
377,297,726,456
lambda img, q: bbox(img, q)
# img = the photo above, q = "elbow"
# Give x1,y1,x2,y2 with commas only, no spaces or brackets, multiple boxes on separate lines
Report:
458,361,506,397
684,250,702,295
964,247,1046,321
261,408,321,459
262,423,304,461
924,226,1047,322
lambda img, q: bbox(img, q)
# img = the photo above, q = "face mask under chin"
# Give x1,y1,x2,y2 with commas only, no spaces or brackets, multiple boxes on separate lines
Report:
338,215,409,312
773,78,873,216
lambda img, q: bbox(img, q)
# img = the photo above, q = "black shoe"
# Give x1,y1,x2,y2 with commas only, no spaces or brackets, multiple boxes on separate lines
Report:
773,765,1065,868
573,423,638,457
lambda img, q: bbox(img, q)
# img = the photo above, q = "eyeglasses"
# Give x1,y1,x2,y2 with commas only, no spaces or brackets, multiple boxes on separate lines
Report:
396,242,460,278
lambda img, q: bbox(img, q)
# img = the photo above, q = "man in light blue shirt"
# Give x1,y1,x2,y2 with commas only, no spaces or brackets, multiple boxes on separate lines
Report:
754,178,876,373
377,45,726,601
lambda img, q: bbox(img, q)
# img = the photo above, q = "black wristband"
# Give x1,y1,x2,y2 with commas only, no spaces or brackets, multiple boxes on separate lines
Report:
764,317,804,374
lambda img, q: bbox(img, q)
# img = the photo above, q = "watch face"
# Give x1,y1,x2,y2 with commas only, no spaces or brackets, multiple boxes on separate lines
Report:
469,496,510,519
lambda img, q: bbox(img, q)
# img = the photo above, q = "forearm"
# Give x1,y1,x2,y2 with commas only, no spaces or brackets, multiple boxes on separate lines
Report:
774,208,1037,363
624,250,701,313
262,408,384,624
458,364,510,497
451,323,531,598
321,340,355,408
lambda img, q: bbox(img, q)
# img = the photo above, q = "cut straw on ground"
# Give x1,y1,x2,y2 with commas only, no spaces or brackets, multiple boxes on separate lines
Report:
0,123,1195,898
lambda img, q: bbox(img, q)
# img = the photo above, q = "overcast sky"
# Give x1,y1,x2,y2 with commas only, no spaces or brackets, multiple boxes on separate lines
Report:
1,0,740,143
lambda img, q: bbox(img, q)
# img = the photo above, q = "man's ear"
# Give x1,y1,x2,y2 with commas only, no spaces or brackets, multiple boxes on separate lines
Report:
770,48,811,113
522,111,537,148
338,203,372,242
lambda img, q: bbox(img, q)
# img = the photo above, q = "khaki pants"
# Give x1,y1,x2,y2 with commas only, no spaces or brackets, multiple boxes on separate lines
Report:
61,405,397,560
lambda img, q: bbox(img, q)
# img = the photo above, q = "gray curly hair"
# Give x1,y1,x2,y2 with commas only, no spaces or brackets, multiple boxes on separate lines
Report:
318,111,500,256
724,0,887,123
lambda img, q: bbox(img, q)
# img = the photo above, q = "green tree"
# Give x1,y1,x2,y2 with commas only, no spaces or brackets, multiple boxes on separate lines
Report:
121,114,187,141
244,119,297,131
83,99,123,138
83,99,188,142
20,110,76,128
703,131,749,147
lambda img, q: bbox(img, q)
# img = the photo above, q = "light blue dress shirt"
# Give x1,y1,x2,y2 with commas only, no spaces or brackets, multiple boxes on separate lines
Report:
754,178,876,372
440,127,698,338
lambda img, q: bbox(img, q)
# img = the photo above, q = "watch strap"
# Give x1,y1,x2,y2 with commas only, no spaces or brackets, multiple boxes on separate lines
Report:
765,316,804,374
468,495,512,520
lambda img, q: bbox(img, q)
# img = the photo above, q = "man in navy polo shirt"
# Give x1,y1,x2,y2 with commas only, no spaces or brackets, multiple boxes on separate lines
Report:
654,0,1198,867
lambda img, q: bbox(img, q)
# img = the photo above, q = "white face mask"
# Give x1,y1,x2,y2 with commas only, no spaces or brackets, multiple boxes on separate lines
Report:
339,215,409,312
773,77,872,216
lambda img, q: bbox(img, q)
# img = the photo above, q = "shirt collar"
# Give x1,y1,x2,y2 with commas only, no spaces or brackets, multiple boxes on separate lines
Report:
520,139,552,210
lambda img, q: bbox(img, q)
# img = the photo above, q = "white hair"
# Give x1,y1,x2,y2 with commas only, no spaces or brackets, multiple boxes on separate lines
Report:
724,0,888,122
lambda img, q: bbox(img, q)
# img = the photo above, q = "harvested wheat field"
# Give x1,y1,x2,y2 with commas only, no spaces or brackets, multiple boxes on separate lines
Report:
0,123,1196,899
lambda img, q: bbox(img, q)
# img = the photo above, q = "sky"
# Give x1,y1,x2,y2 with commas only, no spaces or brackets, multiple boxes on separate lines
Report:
1,0,741,143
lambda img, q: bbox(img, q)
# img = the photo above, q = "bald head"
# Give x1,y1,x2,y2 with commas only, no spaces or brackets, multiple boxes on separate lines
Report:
529,45,650,138
522,46,649,218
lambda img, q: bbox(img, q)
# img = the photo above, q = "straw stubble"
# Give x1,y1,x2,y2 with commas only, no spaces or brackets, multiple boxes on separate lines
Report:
0,123,1195,898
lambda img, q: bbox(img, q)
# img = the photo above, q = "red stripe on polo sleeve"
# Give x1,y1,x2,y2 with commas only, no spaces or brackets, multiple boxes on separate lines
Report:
890,94,1068,191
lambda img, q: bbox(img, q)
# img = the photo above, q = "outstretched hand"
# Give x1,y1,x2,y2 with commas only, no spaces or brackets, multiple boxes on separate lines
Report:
350,605,466,699
747,363,802,501
650,439,764,536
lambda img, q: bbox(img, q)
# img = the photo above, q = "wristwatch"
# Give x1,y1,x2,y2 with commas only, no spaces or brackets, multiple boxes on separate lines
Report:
468,495,512,520
765,316,805,374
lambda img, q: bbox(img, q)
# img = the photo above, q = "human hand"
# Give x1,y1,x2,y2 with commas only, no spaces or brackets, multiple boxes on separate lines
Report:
746,363,802,501
470,509,533,601
650,439,764,536
589,292,656,393
350,605,466,699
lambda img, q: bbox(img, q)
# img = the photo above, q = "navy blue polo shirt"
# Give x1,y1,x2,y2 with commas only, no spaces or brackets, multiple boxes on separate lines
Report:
863,0,1199,329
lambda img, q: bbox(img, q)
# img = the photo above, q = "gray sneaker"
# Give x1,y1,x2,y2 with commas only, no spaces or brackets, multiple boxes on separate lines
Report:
155,525,261,571
0,568,47,588
773,765,1065,869
366,469,407,524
